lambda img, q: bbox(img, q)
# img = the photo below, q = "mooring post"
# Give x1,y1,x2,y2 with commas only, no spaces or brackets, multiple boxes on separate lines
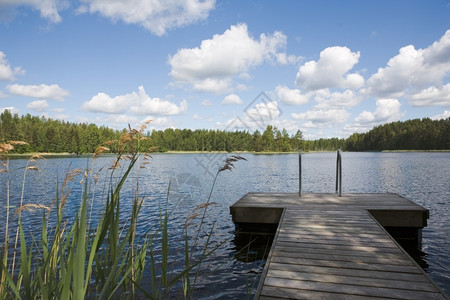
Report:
299,149,302,197
336,148,342,197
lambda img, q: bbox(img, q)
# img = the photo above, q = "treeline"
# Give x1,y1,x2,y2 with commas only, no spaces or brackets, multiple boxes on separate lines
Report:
0,110,121,154
346,117,449,151
0,110,448,154
150,126,303,152
0,110,303,153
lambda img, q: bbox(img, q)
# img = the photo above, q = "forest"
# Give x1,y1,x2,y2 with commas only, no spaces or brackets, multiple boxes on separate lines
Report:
0,110,448,154
345,117,449,151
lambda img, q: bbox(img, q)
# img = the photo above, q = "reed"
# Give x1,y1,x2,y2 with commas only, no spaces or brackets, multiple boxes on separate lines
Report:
0,126,246,299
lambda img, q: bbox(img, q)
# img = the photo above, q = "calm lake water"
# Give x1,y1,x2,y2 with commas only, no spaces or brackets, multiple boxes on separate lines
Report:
1,152,449,297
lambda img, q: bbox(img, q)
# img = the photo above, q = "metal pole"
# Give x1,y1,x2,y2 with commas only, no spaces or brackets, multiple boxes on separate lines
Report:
335,149,339,194
336,148,342,197
299,149,302,197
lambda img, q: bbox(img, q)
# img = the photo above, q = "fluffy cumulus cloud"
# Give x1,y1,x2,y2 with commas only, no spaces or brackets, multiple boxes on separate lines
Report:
225,100,283,131
275,85,309,106
27,100,49,112
295,46,364,91
350,99,404,132
313,89,362,109
169,23,294,93
82,91,131,113
130,97,187,116
365,30,450,99
0,106,18,114
222,93,242,105
432,110,450,120
7,83,69,101
99,114,139,129
291,108,350,128
77,0,215,36
0,0,66,23
0,51,25,81
82,85,187,116
245,100,281,124
146,116,175,127
409,83,450,107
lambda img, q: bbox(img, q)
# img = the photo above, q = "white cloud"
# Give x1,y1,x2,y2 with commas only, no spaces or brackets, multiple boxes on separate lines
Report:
365,30,450,98
291,108,350,128
82,85,187,115
314,89,362,109
225,100,282,131
130,87,187,115
169,23,293,93
151,117,175,127
52,107,65,113
270,118,299,133
142,116,175,128
275,52,303,65
432,110,450,120
77,0,215,36
246,100,281,123
235,83,250,91
101,114,139,128
7,83,69,101
225,116,298,133
295,46,364,91
27,100,49,112
0,91,6,98
0,106,18,114
82,91,130,113
275,85,309,106
52,113,70,120
131,98,187,115
192,114,201,120
409,83,450,107
193,78,231,94
352,99,404,132
222,93,242,105
0,51,25,81
0,0,65,23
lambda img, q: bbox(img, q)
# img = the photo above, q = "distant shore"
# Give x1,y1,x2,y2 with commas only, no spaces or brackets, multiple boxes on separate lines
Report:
3,149,449,159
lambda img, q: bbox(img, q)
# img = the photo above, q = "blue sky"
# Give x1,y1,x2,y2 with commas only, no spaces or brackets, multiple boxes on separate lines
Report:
1,0,449,139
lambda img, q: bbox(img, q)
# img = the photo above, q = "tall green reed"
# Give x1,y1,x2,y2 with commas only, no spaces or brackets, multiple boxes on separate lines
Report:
1,126,247,299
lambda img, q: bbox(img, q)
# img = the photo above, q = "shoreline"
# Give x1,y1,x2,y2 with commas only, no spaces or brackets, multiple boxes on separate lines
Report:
3,149,449,158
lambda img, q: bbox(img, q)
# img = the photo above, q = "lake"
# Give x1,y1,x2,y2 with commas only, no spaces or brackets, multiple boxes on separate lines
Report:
1,152,449,298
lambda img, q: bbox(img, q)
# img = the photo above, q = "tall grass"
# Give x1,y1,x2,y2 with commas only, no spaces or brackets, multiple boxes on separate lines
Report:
0,126,246,299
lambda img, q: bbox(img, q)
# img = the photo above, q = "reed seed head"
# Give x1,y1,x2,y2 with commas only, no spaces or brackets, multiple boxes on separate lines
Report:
219,155,247,172
93,146,110,159
16,203,51,214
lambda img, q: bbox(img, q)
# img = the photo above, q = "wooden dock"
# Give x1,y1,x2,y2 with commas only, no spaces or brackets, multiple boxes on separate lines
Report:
230,193,449,299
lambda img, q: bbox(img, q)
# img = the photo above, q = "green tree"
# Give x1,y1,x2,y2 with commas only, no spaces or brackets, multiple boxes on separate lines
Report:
262,125,275,151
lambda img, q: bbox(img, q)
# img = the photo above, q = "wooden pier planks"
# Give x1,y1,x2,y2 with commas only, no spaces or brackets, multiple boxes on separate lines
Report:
230,193,448,299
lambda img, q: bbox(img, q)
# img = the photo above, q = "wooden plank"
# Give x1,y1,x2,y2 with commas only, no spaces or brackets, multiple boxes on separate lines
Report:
270,256,420,273
274,244,407,260
229,193,447,299
271,250,415,267
262,277,446,300
259,286,392,300
275,240,407,254
268,262,430,282
266,269,439,292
